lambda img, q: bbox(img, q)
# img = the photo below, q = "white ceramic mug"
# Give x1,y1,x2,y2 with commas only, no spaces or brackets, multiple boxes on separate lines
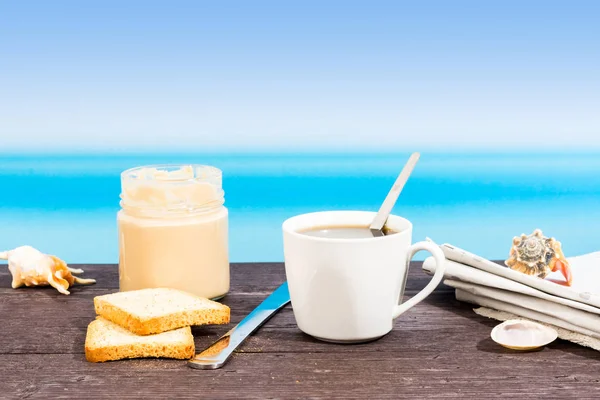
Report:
282,211,446,343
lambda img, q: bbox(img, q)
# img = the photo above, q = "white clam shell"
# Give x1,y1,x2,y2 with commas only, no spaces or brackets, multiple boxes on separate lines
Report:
491,319,558,351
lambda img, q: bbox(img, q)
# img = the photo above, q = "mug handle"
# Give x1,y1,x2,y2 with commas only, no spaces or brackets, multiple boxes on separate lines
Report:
392,241,446,319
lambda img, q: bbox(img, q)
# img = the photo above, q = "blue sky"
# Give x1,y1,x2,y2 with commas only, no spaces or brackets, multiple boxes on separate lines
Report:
1,1,599,151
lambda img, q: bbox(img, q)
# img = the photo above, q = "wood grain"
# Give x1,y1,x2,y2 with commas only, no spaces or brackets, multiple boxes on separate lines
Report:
0,263,597,399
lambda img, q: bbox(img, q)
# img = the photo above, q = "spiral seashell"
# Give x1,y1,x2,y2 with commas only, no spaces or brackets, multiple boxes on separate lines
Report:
505,229,572,285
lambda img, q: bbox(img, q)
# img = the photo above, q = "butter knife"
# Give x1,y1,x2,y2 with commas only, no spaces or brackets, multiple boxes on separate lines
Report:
188,282,290,370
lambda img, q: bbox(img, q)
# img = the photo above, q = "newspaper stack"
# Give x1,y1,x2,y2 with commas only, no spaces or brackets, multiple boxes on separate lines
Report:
423,243,600,351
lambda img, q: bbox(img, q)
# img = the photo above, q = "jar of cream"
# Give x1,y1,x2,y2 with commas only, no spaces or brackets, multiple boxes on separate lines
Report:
118,164,229,299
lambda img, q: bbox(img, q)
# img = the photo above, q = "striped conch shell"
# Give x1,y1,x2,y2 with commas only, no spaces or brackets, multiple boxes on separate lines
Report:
0,246,96,295
505,229,572,286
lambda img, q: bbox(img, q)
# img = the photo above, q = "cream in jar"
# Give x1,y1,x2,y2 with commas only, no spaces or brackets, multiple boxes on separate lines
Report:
118,165,229,299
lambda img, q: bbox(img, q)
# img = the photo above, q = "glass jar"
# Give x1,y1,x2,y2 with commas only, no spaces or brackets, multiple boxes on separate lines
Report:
118,164,229,299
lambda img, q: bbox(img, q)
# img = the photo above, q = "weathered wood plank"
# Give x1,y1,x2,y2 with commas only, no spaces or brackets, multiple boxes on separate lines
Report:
1,349,599,400
0,291,473,355
0,263,598,399
0,261,446,294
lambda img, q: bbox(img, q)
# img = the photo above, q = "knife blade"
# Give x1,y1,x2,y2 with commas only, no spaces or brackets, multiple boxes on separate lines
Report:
188,282,290,370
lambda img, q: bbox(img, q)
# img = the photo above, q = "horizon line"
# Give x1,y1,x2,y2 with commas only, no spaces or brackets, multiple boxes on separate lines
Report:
3,147,600,157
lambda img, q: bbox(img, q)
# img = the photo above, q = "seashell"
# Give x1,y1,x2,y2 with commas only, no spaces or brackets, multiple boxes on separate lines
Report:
505,229,573,286
491,319,558,351
0,245,96,295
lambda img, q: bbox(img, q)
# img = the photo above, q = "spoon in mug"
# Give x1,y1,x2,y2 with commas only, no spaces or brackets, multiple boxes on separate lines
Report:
369,152,421,237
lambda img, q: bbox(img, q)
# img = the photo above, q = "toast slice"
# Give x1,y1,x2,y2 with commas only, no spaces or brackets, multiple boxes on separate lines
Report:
85,317,194,362
94,288,230,335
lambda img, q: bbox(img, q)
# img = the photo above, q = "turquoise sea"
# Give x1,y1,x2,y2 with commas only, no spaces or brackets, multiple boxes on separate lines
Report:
1,152,599,263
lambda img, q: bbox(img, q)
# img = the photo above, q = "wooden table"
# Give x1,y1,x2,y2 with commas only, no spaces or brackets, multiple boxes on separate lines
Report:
1,263,599,399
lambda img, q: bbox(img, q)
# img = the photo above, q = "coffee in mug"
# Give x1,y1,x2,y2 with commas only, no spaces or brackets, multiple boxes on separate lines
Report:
299,225,398,239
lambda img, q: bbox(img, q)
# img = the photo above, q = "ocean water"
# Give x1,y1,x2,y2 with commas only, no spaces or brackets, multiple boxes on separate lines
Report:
1,152,599,263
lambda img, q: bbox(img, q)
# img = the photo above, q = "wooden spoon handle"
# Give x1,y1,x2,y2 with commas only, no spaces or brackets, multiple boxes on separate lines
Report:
369,152,420,233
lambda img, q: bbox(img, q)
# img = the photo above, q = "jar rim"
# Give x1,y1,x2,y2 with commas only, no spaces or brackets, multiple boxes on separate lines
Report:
120,164,224,217
121,164,222,182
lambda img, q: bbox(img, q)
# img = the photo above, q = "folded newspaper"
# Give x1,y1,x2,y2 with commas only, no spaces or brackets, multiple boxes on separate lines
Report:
423,242,600,351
